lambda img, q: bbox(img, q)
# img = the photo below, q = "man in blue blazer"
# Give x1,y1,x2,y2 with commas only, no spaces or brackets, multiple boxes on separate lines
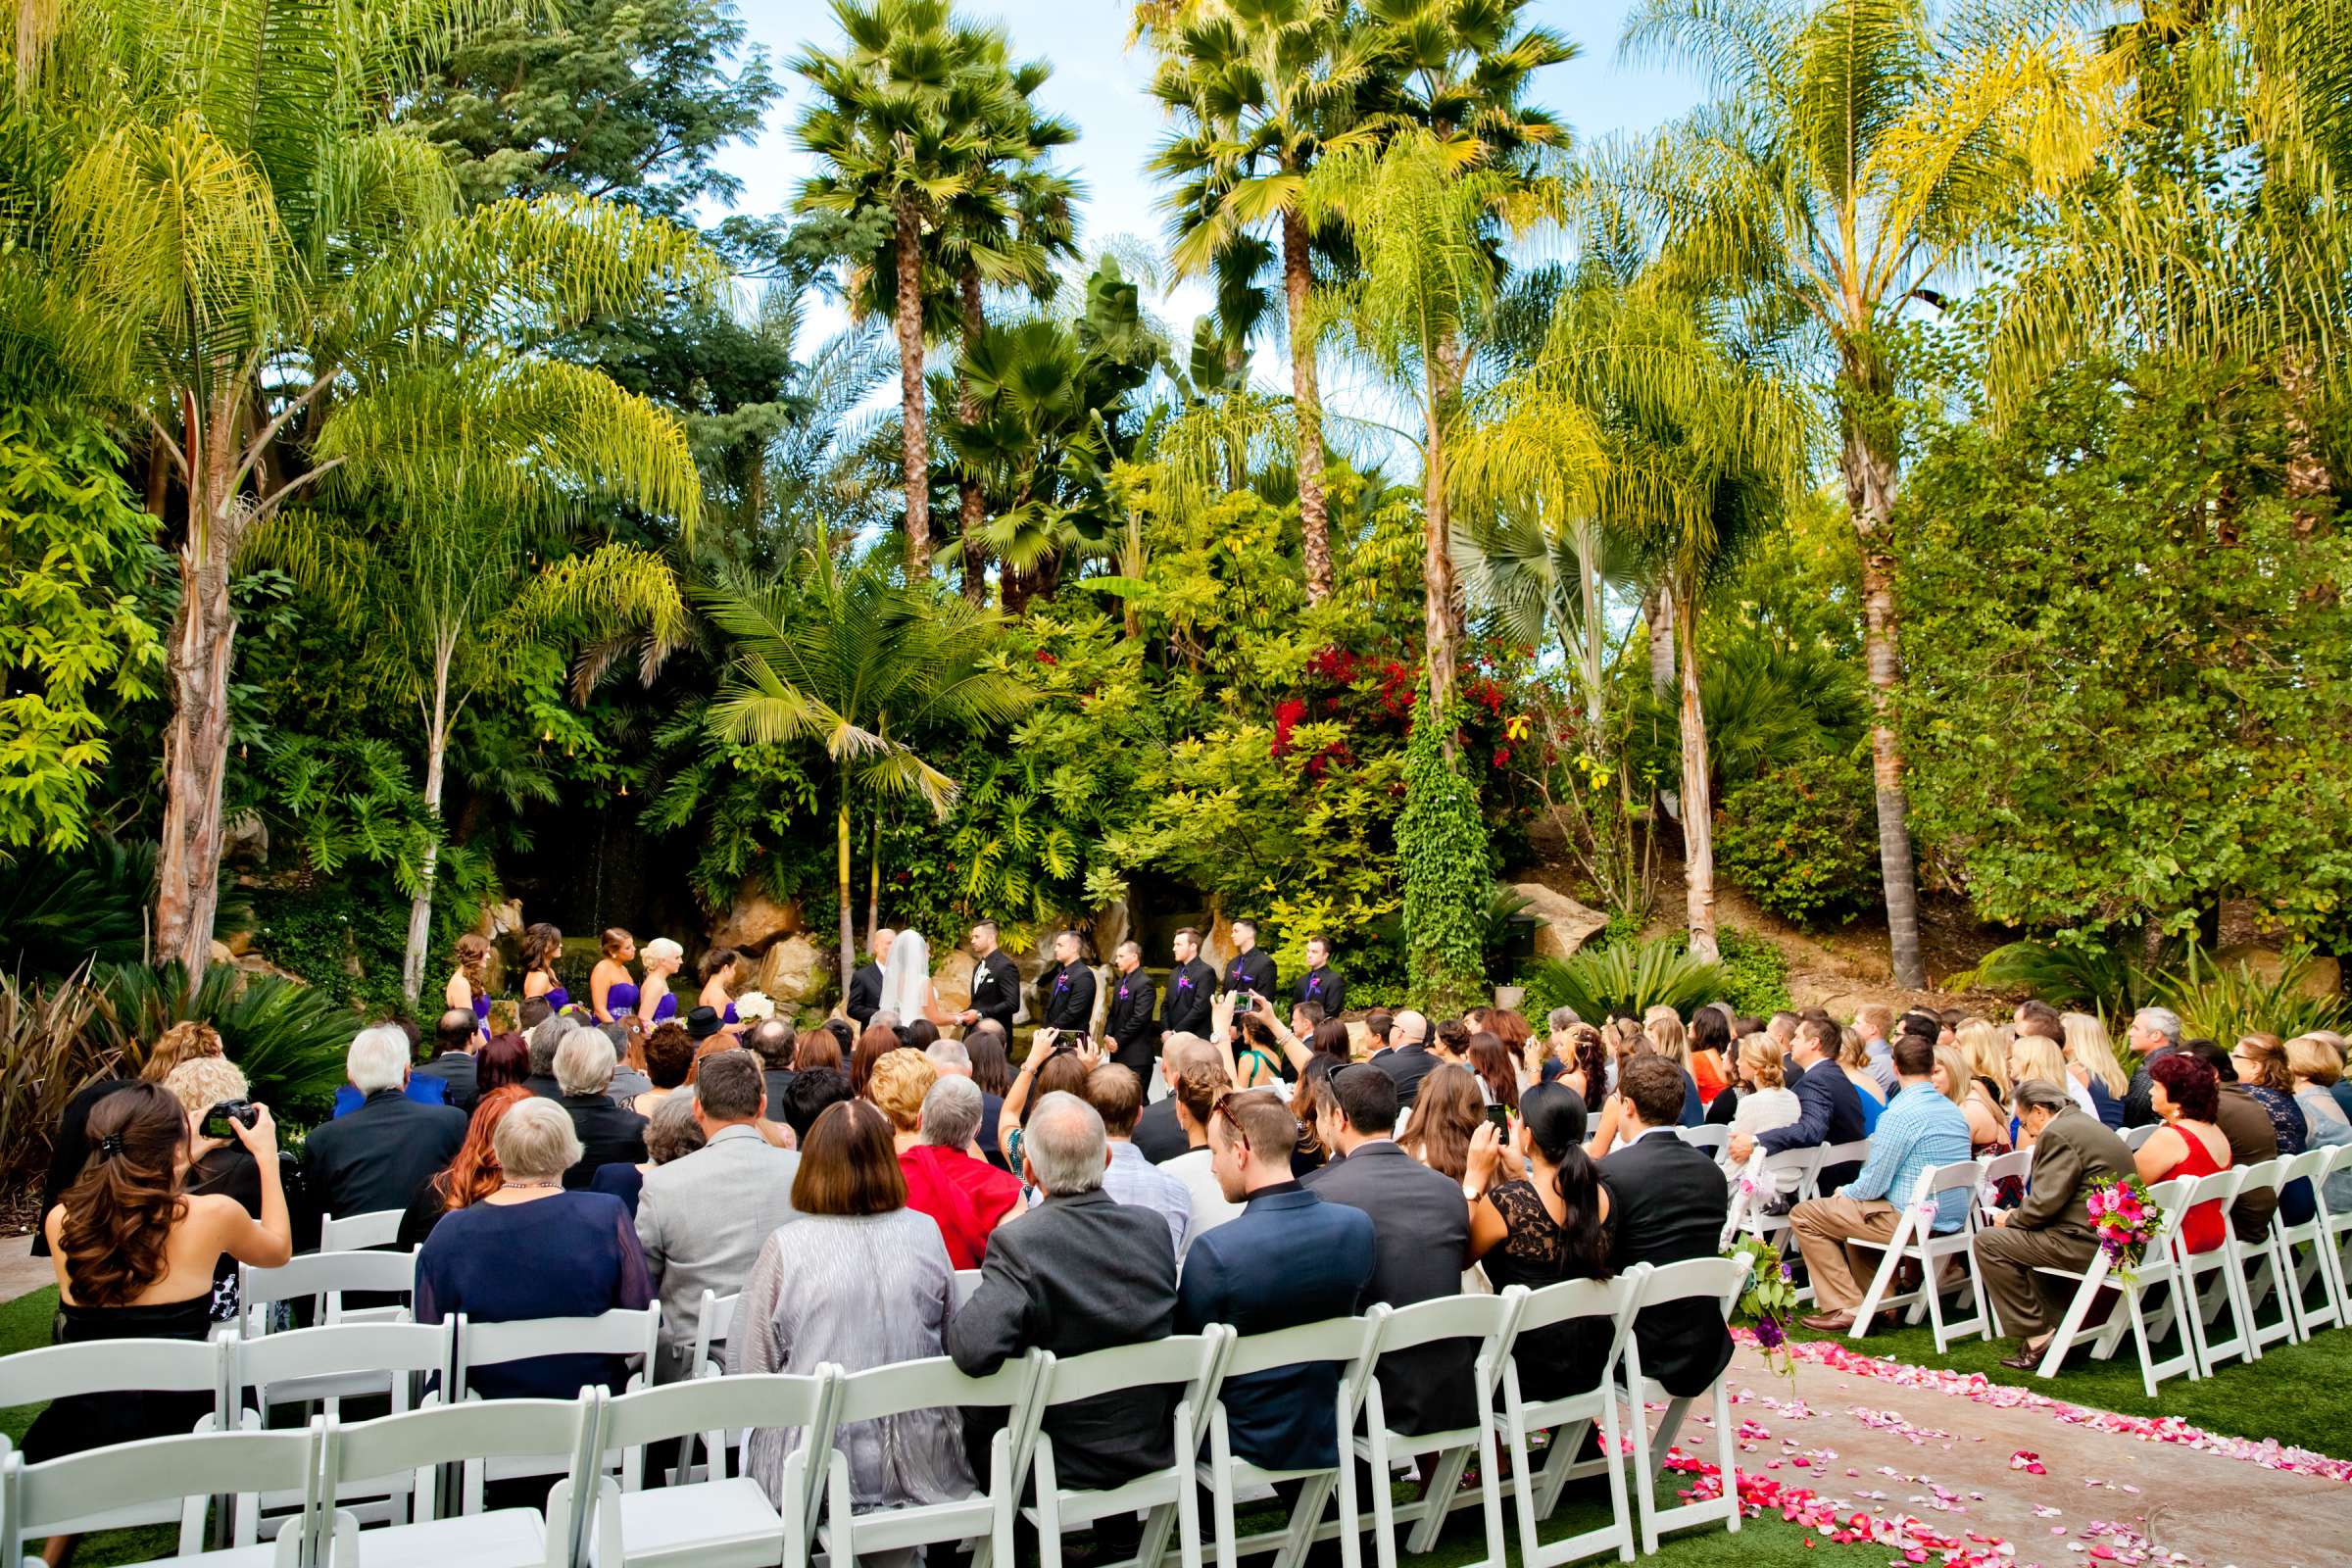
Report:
1176,1086,1375,1469
1732,1016,1869,1190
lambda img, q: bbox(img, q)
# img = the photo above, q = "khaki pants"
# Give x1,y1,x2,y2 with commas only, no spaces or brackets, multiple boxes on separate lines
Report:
1789,1196,1903,1311
1973,1223,2097,1340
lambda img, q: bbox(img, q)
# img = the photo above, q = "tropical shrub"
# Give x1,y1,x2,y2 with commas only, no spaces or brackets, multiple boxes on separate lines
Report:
88,964,356,1119
1716,754,1878,925
0,834,156,978
1398,703,1491,1015
0,967,115,1188
1711,927,1793,1017
1523,938,1725,1023
1950,937,2160,1016
2153,944,2349,1046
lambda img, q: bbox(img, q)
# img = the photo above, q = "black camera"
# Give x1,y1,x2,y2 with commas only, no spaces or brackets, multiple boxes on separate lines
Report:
202,1100,259,1141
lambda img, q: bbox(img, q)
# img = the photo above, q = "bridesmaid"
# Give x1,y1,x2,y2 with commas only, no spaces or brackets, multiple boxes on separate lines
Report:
519,922,568,1009
699,946,743,1022
446,934,493,1037
590,928,637,1022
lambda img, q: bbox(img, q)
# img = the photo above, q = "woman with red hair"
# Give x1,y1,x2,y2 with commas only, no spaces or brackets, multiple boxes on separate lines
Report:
2134,1054,2232,1254
398,1086,531,1250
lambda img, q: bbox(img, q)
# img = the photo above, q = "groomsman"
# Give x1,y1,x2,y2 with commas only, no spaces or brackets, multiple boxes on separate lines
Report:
1162,927,1216,1039
1040,928,1099,1034
1293,933,1347,1016
847,926,892,1028
957,920,1020,1037
1222,918,1278,1007
1103,940,1159,1075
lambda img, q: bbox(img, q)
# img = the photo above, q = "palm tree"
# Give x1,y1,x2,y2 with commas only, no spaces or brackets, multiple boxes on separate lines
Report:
1148,0,1374,603
793,0,1025,577
0,0,719,974
705,549,1034,993
1601,0,2104,986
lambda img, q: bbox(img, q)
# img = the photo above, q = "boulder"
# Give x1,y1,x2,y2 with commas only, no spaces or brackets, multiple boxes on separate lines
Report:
1090,899,1132,962
1510,883,1610,962
710,883,803,953
753,934,826,1006
223,927,257,957
208,939,234,966
2211,945,2344,1003
934,949,976,1016
472,899,524,941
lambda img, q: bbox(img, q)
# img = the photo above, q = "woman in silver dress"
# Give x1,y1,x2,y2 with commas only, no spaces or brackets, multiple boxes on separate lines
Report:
728,1099,972,1516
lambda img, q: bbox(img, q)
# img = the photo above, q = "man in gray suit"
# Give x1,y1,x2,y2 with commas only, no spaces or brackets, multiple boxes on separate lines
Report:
636,1050,799,1383
1974,1078,2135,1369
1302,1061,1474,1435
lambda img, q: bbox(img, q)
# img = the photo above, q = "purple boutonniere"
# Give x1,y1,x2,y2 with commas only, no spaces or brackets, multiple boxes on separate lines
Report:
1053,971,1069,994
1176,975,1194,992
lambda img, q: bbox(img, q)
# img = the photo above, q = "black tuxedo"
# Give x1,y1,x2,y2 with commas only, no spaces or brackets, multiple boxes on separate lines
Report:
1294,964,1348,1016
1133,1097,1189,1163
412,1050,478,1113
966,949,1020,1035
1103,966,1158,1073
559,1093,649,1190
1302,1143,1474,1435
300,1089,467,1221
1598,1129,1734,1397
1161,957,1215,1039
1222,949,1278,1005
1040,959,1097,1033
846,961,885,1027
1371,1043,1442,1107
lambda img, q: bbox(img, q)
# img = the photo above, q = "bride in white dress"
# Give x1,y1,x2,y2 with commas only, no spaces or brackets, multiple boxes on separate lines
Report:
877,928,955,1028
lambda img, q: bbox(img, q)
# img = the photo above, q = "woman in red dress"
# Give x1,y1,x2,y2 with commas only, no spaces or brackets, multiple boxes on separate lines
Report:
2134,1053,2232,1253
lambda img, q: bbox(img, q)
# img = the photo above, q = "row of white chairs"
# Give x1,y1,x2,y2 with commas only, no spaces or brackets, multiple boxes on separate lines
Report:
1,1258,1755,1568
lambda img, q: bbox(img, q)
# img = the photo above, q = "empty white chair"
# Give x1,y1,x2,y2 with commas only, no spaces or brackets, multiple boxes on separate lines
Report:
1492,1271,1646,1568
0,1422,321,1568
1196,1311,1385,1568
1673,1126,1728,1158
238,1250,419,1338
1847,1159,1991,1350
0,1338,227,1538
2279,1145,2352,1333
2031,1176,2201,1396
229,1322,457,1537
318,1212,406,1252
952,1269,985,1310
1023,1331,1228,1568
585,1372,837,1568
452,1308,662,1504
1619,1256,1749,1556
815,1352,1045,1568
1352,1292,1525,1568
320,1397,598,1568
675,1290,744,1486
2228,1159,2298,1354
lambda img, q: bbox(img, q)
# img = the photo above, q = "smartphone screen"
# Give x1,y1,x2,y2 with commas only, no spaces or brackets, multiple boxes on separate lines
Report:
1485,1102,1511,1132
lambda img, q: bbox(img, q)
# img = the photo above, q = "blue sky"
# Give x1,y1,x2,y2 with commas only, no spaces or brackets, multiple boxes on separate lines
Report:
719,0,1706,402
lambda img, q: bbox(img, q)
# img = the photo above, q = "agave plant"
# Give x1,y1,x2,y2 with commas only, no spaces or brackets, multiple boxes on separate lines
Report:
1522,938,1726,1023
2153,944,2351,1047
88,964,357,1117
0,967,116,1188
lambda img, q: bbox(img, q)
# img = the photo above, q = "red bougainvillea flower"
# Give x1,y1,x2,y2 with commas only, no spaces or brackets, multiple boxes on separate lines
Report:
1271,697,1307,758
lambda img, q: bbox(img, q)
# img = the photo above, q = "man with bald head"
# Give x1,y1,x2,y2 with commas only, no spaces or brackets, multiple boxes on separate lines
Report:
1371,1006,1441,1106
847,926,893,1029
1135,1032,1215,1162
414,1008,480,1111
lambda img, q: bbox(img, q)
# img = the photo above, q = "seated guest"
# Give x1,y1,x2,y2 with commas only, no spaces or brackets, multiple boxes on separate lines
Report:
399,1085,531,1250
867,1045,940,1152
303,1026,468,1221
947,1091,1180,1494
1000,1043,1094,1173
1132,1033,1205,1163
523,1014,573,1099
1793,1035,1973,1332
1852,1004,1897,1097
964,1022,1014,1170
415,1098,653,1397
1549,1018,1609,1103
924,1037,971,1078
328,1023,450,1118
1730,1017,1867,1189
2288,1034,2352,1211
1465,1082,1613,1396
592,1093,706,1216
1640,1007,1703,1126
2061,1012,2130,1129
2121,1005,2186,1127
2231,1033,2315,1225
1086,1063,1192,1256
1935,1045,2012,1157
902,1075,1024,1266
1974,1079,2136,1368
1466,1031,1521,1112
2134,1053,2233,1254
1372,1008,1441,1106
474,1031,530,1098
28,1083,290,1493
1707,1035,1803,1153
629,1021,698,1118
160,1056,268,1321
551,1029,649,1189
1688,1005,1734,1105
1175,1088,1375,1470
781,1066,855,1142
1305,1063,1474,1436
1162,1055,1243,1250
1598,1055,1734,1396
851,1022,899,1097
746,1017,798,1113
1837,1028,1887,1134
1397,1063,1484,1181
635,1050,797,1382
2011,1034,2096,1123
414,1008,481,1112
730,1102,972,1513
2188,1041,2283,1244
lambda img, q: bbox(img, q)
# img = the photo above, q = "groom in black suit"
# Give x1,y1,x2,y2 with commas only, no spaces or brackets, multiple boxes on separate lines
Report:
1599,1054,1735,1396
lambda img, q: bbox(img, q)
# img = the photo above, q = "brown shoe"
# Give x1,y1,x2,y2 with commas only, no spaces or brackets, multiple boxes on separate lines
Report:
1998,1336,2052,1371
1801,1310,1857,1332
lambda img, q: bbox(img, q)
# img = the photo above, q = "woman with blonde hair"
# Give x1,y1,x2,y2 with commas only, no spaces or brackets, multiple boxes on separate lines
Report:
1640,1006,1703,1127
1837,1026,1887,1133
2060,1012,2129,1128
2286,1034,2352,1210
638,937,685,1020
590,928,638,1023
2009,1033,2096,1121
1933,1045,2011,1157
1955,1019,2010,1100
1722,1034,1801,1151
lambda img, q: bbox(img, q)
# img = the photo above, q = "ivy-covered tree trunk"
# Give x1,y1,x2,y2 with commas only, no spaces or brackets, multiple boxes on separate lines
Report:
1673,586,1718,962
893,201,931,578
1399,696,1488,1013
1842,419,1925,989
1283,206,1332,604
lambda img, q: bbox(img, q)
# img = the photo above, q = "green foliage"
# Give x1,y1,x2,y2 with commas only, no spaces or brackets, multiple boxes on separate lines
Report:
1717,754,1878,926
1949,938,2160,1017
1710,926,1793,1018
0,835,154,979
87,964,356,1120
246,881,416,1021
2152,944,2350,1047
1522,937,1724,1023
1398,703,1491,1014
0,406,165,854
0,968,114,1189
1899,359,2352,940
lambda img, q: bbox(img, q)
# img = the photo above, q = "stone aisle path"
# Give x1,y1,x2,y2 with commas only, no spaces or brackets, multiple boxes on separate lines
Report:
1657,1343,2352,1568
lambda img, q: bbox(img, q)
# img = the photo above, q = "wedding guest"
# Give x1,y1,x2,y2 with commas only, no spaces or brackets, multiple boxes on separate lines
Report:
157,1057,268,1320
1161,1055,1242,1250
474,1031,530,1097
900,1075,1023,1267
397,1086,530,1250
551,1029,648,1189
38,1021,228,1259
1086,1063,1192,1255
2187,1041,2283,1244
303,1026,467,1220
590,1093,706,1216
1598,1055,1733,1396
780,1067,854,1142
1975,1080,2136,1369
1465,1082,1614,1396
2061,1011,2130,1128
629,1020,698,1118
1398,1063,1485,1181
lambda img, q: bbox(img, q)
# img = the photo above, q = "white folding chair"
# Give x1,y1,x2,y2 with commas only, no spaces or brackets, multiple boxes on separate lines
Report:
2325,1144,2352,1317
2121,1124,2161,1152
0,1338,228,1539
1353,1292,1526,1568
319,1212,406,1252
1023,1331,1229,1568
238,1250,420,1339
1673,1126,1728,1158
0,1421,322,1568
815,1351,1045,1568
2178,1168,2257,1372
228,1322,457,1537
952,1269,985,1309
1196,1311,1385,1568
2264,1147,2346,1340
672,1290,744,1486
452,1308,662,1504
584,1372,838,1568
2228,1159,2299,1354
2031,1176,2202,1396
1719,1148,1819,1296
1808,1140,1874,1199
320,1398,598,1568
1493,1270,1646,1568
1977,1148,2033,1216
1847,1160,1991,1350
1619,1256,1749,1556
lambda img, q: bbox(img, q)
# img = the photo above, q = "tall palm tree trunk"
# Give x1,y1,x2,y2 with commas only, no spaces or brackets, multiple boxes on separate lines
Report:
1282,207,1332,602
1842,422,1925,989
1420,384,1460,734
835,789,856,997
1673,585,1718,962
1645,581,1675,700
957,270,990,603
1575,520,1606,736
893,203,931,578
401,648,455,1003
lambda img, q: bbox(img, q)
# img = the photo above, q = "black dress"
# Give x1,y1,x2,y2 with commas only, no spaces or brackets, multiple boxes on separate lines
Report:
22,1295,217,1461
1483,1180,1612,1399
